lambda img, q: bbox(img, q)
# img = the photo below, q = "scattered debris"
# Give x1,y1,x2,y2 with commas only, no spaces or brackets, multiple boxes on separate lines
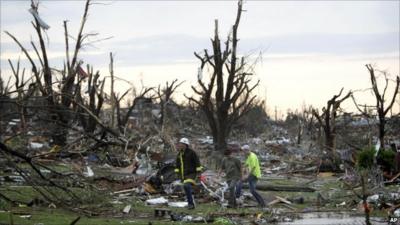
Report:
167,202,188,208
145,197,168,205
394,208,400,217
154,208,172,217
29,142,44,149
122,205,131,214
19,215,32,219
83,166,94,177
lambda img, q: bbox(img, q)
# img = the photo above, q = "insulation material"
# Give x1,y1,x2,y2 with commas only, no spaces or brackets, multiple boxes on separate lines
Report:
29,8,50,30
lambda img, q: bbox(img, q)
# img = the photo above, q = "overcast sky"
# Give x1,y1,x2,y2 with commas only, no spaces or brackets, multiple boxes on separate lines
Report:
1,0,399,117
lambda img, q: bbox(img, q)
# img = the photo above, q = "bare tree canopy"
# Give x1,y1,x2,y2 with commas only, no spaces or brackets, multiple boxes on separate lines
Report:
352,64,400,149
188,0,260,152
313,88,352,154
157,79,184,129
4,0,95,145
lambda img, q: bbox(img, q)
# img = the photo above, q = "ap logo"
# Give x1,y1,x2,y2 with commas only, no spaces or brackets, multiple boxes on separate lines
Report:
389,217,399,225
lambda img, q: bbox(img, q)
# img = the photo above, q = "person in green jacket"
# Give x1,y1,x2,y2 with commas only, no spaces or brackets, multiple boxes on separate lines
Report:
236,144,265,207
219,148,242,208
174,137,202,209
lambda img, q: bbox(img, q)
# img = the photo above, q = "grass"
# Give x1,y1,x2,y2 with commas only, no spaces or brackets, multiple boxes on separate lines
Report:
0,209,191,225
0,202,251,225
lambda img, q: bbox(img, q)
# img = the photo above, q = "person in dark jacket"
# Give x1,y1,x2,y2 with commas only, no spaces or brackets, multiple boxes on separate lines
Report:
391,143,400,174
174,137,202,209
219,148,242,208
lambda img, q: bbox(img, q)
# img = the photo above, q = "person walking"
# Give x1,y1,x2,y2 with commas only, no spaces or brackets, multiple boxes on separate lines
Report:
236,144,266,207
174,137,202,209
220,148,242,208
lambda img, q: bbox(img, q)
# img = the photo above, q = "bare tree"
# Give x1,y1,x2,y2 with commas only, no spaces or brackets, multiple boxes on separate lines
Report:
352,65,399,149
188,0,260,152
0,74,12,137
5,0,97,145
313,88,352,154
109,52,117,128
74,65,105,133
302,105,316,140
156,79,183,129
7,58,37,132
116,87,154,133
0,71,12,97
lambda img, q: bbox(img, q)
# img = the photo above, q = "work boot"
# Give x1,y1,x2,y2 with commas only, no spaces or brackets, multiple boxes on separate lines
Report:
187,204,195,210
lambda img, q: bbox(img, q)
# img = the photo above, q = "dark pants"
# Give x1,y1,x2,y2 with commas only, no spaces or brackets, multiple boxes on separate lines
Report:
236,174,265,207
227,179,239,207
183,182,194,206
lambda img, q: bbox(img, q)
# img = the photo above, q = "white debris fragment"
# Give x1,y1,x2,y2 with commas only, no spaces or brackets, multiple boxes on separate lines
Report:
265,137,290,145
367,194,379,203
84,166,94,177
182,215,193,222
122,204,131,214
251,137,263,144
28,8,50,30
40,169,51,174
193,216,206,222
111,200,123,205
29,142,44,149
394,208,400,217
145,197,168,205
198,136,213,144
168,202,188,208
336,201,346,207
19,215,32,219
283,217,293,222
135,155,152,175
151,109,161,118
390,193,400,200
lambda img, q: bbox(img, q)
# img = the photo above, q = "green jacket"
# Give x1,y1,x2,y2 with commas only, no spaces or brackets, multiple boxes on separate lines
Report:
221,156,241,181
245,152,261,178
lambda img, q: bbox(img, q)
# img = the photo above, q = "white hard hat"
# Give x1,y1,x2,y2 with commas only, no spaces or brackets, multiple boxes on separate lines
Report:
179,137,190,146
241,144,250,151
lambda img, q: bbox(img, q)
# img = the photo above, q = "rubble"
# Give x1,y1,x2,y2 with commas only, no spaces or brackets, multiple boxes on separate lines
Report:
29,142,45,149
19,214,32,219
198,136,213,144
1,80,399,225
83,166,94,177
265,137,290,145
394,208,400,217
167,201,188,208
122,205,131,214
154,208,172,218
145,197,168,205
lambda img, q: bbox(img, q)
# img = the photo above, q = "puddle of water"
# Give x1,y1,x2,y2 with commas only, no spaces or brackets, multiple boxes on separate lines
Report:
278,212,386,225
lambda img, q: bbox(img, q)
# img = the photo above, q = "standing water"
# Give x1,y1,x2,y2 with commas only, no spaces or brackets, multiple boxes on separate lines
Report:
278,212,387,225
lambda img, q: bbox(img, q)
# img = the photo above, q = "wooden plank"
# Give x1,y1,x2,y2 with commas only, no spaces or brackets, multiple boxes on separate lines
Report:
275,196,292,205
